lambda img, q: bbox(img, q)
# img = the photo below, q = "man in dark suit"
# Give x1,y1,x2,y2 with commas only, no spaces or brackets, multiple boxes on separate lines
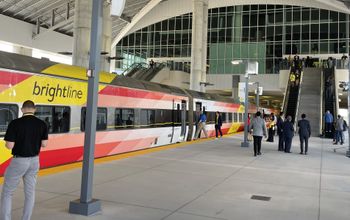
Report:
283,115,294,153
276,112,284,151
297,114,311,155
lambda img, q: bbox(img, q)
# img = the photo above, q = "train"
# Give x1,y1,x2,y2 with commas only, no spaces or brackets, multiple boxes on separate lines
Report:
0,51,268,176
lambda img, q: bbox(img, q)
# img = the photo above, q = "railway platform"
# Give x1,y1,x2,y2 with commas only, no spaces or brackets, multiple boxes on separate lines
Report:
1,133,350,220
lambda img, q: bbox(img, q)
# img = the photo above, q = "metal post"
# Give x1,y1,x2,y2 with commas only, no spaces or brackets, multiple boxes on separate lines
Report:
69,0,103,215
256,82,260,111
241,62,250,147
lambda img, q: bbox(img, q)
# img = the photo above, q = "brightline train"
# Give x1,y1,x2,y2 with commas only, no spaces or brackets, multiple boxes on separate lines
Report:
0,51,268,176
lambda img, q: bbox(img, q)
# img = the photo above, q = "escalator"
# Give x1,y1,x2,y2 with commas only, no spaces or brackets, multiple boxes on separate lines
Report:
137,63,167,81
283,67,302,123
323,66,336,138
123,63,148,78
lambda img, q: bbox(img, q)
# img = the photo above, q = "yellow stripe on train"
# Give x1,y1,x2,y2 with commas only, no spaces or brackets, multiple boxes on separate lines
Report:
0,75,107,105
0,140,11,165
41,64,116,84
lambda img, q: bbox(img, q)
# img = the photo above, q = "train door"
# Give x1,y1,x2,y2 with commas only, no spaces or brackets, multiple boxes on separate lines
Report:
180,100,187,138
194,102,202,139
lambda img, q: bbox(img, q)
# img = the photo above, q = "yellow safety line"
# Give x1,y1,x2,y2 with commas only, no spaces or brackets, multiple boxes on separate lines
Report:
0,134,235,184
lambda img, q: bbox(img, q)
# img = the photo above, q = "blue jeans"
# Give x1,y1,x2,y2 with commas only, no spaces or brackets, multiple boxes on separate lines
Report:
336,130,344,144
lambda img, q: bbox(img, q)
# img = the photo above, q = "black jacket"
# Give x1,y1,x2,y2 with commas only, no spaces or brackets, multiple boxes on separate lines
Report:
215,115,222,127
276,116,284,135
297,119,311,137
283,121,294,138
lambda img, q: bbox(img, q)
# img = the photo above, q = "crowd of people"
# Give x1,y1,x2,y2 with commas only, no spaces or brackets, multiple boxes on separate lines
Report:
248,110,348,157
249,111,311,156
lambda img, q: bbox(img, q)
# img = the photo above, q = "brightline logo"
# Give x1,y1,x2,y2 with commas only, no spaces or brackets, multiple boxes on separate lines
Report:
32,81,83,102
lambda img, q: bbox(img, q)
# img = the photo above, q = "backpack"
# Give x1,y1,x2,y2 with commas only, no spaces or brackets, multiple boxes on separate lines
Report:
343,120,348,131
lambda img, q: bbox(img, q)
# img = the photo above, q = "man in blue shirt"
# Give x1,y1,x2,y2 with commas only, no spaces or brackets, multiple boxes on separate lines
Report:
325,110,333,133
194,111,208,140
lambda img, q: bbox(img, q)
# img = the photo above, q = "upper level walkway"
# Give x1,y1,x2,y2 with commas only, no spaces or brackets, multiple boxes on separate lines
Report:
1,133,350,220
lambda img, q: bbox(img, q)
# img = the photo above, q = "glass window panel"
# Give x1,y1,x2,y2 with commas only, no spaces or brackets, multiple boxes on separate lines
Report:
161,20,168,31
311,24,319,39
211,15,218,28
302,9,310,23
302,24,310,40
320,23,328,39
330,23,338,39
250,13,258,26
168,19,175,30
339,13,346,22
259,13,266,26
266,26,274,41
320,41,328,53
242,28,249,42
339,23,346,38
330,11,338,22
311,9,319,21
339,41,347,53
227,15,233,28
36,105,70,133
81,107,106,131
0,104,18,137
286,11,292,23
330,41,339,53
242,14,250,26
286,26,292,40
301,42,310,54
320,9,329,22
258,27,266,41
293,10,300,22
275,12,283,24
267,12,274,24
275,26,282,41
311,42,319,53
293,25,301,40
250,27,257,42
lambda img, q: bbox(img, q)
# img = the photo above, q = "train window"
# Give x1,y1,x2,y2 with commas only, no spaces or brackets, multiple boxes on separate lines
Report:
221,112,227,123
115,108,134,129
239,113,243,122
35,105,70,133
0,104,18,137
233,113,238,122
207,112,215,124
140,109,155,127
155,109,172,126
81,107,107,131
228,113,232,122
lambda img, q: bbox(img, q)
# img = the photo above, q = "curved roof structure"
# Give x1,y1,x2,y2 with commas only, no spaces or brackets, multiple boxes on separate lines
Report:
0,0,350,49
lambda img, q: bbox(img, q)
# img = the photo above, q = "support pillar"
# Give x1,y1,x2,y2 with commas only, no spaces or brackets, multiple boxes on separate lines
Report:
13,46,32,57
190,0,208,92
101,2,112,72
73,0,92,68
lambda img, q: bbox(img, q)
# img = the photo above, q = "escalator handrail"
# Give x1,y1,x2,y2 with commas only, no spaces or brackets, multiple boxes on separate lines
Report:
293,70,304,129
281,68,292,114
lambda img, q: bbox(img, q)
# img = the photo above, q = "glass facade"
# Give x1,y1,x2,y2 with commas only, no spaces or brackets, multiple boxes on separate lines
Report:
116,4,349,74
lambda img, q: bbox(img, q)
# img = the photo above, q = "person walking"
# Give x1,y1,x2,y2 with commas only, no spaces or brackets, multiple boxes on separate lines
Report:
214,111,223,139
276,112,285,151
194,111,208,140
325,110,334,134
283,115,294,153
249,111,267,157
297,114,311,155
1,100,48,220
334,115,344,145
266,113,276,142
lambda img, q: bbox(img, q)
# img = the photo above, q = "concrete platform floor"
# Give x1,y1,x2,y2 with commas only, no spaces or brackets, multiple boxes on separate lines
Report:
2,133,350,220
